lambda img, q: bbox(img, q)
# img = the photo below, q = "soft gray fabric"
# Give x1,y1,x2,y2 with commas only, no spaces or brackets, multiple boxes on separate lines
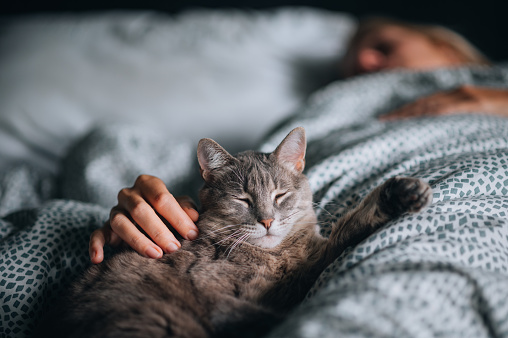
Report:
0,126,196,337
60,124,198,207
262,65,508,338
1,64,508,337
0,8,355,173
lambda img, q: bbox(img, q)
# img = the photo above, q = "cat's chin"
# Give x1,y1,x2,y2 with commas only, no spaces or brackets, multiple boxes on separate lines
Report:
248,235,283,249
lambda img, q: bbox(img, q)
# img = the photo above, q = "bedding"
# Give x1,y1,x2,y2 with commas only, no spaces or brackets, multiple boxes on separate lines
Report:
1,63,508,337
0,8,354,174
262,65,508,337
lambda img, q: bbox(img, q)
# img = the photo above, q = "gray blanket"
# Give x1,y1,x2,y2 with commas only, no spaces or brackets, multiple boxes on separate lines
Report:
1,64,508,337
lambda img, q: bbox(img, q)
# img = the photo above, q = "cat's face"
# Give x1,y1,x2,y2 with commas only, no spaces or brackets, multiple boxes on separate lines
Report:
197,127,316,249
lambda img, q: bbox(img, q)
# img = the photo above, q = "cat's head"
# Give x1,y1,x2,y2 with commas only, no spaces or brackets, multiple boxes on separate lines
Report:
197,127,316,249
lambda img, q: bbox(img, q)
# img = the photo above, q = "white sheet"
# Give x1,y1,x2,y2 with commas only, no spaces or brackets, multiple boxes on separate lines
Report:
0,8,355,173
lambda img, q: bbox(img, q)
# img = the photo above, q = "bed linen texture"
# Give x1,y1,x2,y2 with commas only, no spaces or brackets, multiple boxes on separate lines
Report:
0,8,354,174
1,64,508,337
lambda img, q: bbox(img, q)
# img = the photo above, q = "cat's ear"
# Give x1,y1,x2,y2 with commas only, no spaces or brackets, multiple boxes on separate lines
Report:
272,127,306,173
197,138,234,181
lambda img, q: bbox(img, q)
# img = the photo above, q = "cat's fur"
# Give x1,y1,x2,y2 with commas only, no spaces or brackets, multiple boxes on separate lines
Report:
38,127,432,338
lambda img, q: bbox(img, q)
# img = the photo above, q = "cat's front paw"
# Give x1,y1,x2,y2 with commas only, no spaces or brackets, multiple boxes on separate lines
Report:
380,176,432,217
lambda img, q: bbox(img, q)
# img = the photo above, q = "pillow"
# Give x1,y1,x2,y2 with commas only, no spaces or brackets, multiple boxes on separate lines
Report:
0,8,355,173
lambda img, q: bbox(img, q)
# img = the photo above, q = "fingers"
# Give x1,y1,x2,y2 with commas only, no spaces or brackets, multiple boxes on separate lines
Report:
90,175,201,262
110,207,167,257
380,96,441,121
135,176,199,241
380,87,483,121
89,228,106,264
176,196,200,222
89,222,121,264
117,189,181,254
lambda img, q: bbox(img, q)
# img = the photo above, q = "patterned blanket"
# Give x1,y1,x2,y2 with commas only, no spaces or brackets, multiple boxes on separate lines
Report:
1,64,508,337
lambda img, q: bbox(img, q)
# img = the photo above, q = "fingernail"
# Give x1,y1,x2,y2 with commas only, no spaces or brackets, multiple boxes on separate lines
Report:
167,242,180,253
146,247,163,259
187,229,198,240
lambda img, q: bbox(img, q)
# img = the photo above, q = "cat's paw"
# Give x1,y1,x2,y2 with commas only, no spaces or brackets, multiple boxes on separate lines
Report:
380,176,433,217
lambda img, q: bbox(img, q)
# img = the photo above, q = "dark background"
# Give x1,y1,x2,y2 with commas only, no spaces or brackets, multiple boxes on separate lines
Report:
2,0,507,62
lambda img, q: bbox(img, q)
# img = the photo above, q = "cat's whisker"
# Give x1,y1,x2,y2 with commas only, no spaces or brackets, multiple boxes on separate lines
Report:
222,234,243,255
280,211,301,224
196,232,235,242
230,232,250,252
312,201,343,208
212,233,243,247
312,201,349,218
199,224,239,235
207,224,243,233
312,203,337,217
226,232,250,258
312,201,343,206
210,228,249,249
198,229,236,239
196,224,246,241
235,233,251,253
206,230,241,246
285,210,300,218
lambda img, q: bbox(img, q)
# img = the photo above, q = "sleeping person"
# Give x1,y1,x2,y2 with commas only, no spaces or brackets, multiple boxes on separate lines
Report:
341,17,508,120
89,17,508,265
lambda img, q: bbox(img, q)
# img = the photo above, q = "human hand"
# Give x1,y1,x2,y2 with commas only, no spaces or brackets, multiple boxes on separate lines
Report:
89,175,199,264
380,86,508,121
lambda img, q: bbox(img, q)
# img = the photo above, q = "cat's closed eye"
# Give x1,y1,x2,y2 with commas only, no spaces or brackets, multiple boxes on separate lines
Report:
235,196,252,208
274,192,289,204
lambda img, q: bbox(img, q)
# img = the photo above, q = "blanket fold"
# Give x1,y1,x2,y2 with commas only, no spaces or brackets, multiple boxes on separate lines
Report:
1,64,508,337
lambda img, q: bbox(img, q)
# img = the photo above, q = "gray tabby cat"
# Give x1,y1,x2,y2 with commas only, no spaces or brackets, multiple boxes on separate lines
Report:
39,127,432,338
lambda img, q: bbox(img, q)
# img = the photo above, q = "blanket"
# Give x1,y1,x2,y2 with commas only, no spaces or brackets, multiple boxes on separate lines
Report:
1,64,508,337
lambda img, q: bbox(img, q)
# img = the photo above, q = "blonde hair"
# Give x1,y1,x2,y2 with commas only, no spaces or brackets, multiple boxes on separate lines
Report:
341,17,490,76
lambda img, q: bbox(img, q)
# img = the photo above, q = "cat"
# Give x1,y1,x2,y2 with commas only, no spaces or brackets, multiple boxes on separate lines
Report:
37,127,432,338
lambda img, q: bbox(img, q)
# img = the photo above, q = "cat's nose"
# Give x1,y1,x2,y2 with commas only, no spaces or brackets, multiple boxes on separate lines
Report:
260,219,274,230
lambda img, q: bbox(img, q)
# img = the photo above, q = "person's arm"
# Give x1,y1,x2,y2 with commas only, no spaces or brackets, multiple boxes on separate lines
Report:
380,86,508,121
89,175,199,264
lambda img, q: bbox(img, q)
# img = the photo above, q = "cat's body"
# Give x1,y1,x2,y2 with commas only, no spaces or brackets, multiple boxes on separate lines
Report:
38,128,432,338
57,214,321,338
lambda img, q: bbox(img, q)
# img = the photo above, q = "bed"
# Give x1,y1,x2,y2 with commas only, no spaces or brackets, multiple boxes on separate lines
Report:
1,7,508,338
